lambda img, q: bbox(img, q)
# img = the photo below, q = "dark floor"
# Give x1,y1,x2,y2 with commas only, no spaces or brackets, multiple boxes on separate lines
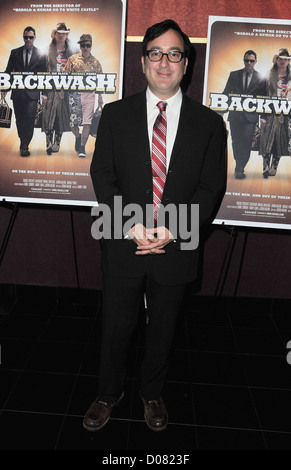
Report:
0,284,291,450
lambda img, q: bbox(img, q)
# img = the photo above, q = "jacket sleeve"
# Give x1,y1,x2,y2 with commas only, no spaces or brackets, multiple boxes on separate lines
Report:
222,71,235,95
191,116,227,225
90,104,135,239
4,50,16,74
174,115,227,250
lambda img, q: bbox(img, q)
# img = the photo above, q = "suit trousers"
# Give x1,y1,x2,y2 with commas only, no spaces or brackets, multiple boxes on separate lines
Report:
13,97,37,149
98,264,186,402
229,116,256,171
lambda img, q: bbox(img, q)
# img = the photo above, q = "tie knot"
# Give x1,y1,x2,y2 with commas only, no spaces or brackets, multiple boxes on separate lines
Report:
157,101,167,113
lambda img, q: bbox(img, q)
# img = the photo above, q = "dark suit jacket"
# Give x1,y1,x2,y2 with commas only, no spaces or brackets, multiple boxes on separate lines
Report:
223,68,268,123
5,45,46,101
90,91,227,285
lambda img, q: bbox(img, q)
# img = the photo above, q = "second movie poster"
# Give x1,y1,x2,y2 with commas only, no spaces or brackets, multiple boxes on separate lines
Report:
203,16,291,230
0,0,126,206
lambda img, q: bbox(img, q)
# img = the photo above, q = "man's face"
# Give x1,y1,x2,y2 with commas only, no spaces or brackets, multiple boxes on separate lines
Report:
243,54,257,73
55,32,68,42
23,30,36,50
80,41,92,58
277,56,289,69
141,29,188,100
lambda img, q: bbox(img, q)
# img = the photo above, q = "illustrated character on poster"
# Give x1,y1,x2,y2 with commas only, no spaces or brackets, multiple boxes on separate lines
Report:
42,22,79,155
260,48,291,178
222,50,267,179
1,26,46,157
63,33,103,158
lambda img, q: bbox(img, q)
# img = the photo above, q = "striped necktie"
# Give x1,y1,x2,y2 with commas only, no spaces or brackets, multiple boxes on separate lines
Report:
151,101,167,224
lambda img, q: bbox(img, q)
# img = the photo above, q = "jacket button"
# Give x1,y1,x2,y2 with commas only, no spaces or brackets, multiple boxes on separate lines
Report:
145,160,151,166
146,189,151,194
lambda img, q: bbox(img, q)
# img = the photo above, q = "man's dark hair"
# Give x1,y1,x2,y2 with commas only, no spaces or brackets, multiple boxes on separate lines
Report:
142,19,191,59
23,26,36,36
244,50,257,60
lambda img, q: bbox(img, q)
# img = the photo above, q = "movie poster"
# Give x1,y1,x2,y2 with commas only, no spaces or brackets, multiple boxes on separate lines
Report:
203,16,291,229
0,0,126,206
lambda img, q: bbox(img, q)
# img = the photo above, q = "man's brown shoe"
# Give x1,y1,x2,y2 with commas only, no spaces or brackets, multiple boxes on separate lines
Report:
142,396,168,431
83,392,124,432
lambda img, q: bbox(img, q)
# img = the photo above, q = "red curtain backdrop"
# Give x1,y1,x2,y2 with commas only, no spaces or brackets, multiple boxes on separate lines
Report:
126,0,291,37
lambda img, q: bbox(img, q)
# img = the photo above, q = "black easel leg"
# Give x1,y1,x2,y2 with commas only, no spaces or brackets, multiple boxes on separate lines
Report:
214,225,237,297
186,225,248,397
185,225,237,398
70,210,80,289
233,229,249,297
0,202,19,266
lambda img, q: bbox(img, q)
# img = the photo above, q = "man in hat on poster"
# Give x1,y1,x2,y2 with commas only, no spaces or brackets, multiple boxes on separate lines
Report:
1,26,46,156
41,22,79,155
64,33,103,158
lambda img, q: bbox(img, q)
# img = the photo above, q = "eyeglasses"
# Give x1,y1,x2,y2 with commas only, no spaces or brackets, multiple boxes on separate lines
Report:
146,50,185,63
244,59,256,63
80,43,92,48
23,35,35,40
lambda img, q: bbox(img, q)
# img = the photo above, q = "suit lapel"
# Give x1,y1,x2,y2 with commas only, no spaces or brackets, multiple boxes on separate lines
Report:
18,47,25,69
247,70,258,94
29,46,36,70
131,91,151,159
168,95,193,169
238,69,245,92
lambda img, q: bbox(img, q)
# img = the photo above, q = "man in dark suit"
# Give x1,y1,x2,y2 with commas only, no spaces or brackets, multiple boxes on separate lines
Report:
3,26,46,156
223,50,267,179
84,19,226,432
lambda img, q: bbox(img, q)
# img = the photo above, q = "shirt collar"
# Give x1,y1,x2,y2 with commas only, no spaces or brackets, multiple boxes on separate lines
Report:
80,52,92,62
146,87,182,110
24,46,33,54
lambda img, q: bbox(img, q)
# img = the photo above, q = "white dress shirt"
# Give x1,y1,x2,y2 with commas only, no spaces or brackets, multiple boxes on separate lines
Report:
124,88,183,239
146,87,182,171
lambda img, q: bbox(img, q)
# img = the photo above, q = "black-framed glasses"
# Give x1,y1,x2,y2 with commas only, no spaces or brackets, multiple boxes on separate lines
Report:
146,50,185,63
23,35,35,40
244,59,256,63
80,43,92,48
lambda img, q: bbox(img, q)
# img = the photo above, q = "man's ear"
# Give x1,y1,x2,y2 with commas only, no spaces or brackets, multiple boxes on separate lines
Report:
184,57,188,75
141,55,145,74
